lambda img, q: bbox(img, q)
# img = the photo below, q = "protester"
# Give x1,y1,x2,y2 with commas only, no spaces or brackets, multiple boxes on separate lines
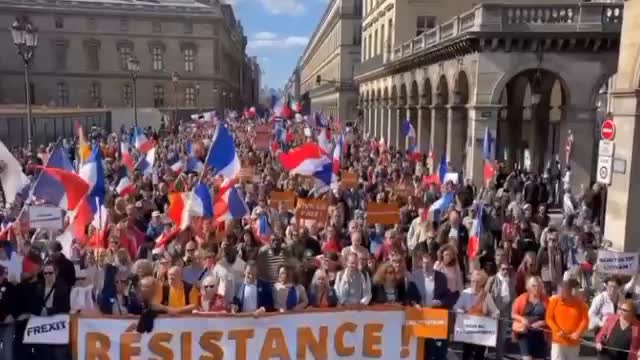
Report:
546,279,589,360
196,275,227,313
595,299,640,360
308,269,338,308
590,277,623,332
512,276,549,360
232,262,273,314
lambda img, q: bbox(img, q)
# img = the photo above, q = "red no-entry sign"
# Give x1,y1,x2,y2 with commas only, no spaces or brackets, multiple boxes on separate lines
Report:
601,119,616,141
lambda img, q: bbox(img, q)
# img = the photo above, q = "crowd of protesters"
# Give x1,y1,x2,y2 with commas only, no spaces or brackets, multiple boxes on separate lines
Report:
0,109,634,360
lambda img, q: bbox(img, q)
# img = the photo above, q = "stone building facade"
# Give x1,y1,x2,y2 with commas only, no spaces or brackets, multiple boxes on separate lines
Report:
356,1,622,190
295,0,363,121
0,0,256,112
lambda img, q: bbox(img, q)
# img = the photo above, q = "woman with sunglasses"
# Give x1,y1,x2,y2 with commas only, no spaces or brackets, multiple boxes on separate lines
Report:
595,299,640,360
196,275,227,313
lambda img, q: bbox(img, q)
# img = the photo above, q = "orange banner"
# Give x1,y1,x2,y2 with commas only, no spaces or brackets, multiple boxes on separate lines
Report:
404,308,449,339
341,172,358,189
270,191,297,209
366,202,401,225
296,198,329,223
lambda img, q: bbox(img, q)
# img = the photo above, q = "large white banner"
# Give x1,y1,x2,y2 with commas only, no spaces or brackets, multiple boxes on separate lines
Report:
597,250,639,275
453,314,498,347
23,314,70,344
75,309,423,360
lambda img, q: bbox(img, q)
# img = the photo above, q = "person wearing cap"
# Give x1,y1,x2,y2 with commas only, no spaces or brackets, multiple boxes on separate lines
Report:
545,279,589,360
146,211,165,241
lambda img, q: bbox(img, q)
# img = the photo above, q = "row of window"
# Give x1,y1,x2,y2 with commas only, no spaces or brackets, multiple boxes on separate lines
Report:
54,16,195,34
362,16,435,61
55,41,199,73
54,82,200,108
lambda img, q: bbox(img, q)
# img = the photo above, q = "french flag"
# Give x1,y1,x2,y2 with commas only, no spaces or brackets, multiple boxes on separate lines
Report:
136,147,156,176
331,136,342,189
120,142,134,173
154,227,181,251
185,156,204,173
168,182,213,230
167,153,184,173
115,176,135,196
255,213,272,244
78,146,106,205
317,127,333,155
34,167,89,210
467,204,484,259
402,118,416,139
214,185,249,223
205,124,241,180
429,191,455,222
133,127,154,153
31,146,74,205
278,143,333,185
483,128,496,184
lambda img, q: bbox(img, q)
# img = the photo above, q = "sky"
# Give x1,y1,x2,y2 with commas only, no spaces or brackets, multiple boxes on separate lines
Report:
227,0,329,89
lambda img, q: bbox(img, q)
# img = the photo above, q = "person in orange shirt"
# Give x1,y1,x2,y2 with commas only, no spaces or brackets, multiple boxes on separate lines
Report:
545,279,589,360
159,266,199,310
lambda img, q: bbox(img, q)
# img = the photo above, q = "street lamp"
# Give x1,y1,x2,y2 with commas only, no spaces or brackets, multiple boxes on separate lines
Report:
171,71,179,127
10,16,38,154
195,82,200,112
127,56,140,127
222,90,227,112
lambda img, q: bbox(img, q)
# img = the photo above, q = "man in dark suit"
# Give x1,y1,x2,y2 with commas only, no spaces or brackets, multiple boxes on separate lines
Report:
48,240,76,289
410,251,450,360
232,261,274,314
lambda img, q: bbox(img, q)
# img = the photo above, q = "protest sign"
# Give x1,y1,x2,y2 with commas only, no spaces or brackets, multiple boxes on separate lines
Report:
254,124,271,150
341,172,358,189
28,205,64,230
296,198,329,223
453,314,498,347
444,172,459,184
23,314,70,345
270,191,297,209
404,308,448,339
597,250,639,275
74,309,425,360
366,202,400,225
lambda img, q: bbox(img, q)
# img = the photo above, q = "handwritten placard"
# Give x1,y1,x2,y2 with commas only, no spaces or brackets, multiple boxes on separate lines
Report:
238,167,255,182
295,198,329,223
366,202,401,225
453,314,498,347
341,172,358,189
597,250,639,275
270,191,297,209
255,124,271,150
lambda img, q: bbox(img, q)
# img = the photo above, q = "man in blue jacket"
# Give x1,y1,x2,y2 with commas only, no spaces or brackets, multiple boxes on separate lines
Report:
232,261,274,314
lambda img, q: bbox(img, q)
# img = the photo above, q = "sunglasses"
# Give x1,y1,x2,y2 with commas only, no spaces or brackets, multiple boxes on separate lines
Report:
43,272,54,275
203,285,216,289
620,308,633,313
186,248,196,252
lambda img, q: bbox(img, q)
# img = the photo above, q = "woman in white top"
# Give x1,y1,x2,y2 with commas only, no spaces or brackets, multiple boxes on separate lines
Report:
454,270,500,360
589,276,623,331
70,269,97,314
273,264,308,312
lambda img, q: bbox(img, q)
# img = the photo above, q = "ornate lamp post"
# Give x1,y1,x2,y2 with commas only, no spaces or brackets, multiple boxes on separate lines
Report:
222,90,227,113
10,16,38,154
171,71,179,127
127,56,140,127
195,82,200,113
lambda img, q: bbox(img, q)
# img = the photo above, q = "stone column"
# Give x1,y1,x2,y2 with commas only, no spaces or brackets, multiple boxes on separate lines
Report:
417,104,431,152
397,105,407,150
506,105,523,170
447,105,467,173
530,103,551,174
560,105,596,191
388,103,399,149
603,0,640,251
431,105,447,170
380,101,389,144
372,102,379,139
466,105,499,186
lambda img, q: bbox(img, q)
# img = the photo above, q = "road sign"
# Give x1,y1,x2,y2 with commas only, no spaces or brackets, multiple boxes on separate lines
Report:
598,140,615,157
601,119,616,140
597,155,613,185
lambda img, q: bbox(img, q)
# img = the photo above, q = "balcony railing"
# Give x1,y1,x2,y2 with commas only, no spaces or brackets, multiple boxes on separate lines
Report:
354,54,384,77
389,2,623,62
